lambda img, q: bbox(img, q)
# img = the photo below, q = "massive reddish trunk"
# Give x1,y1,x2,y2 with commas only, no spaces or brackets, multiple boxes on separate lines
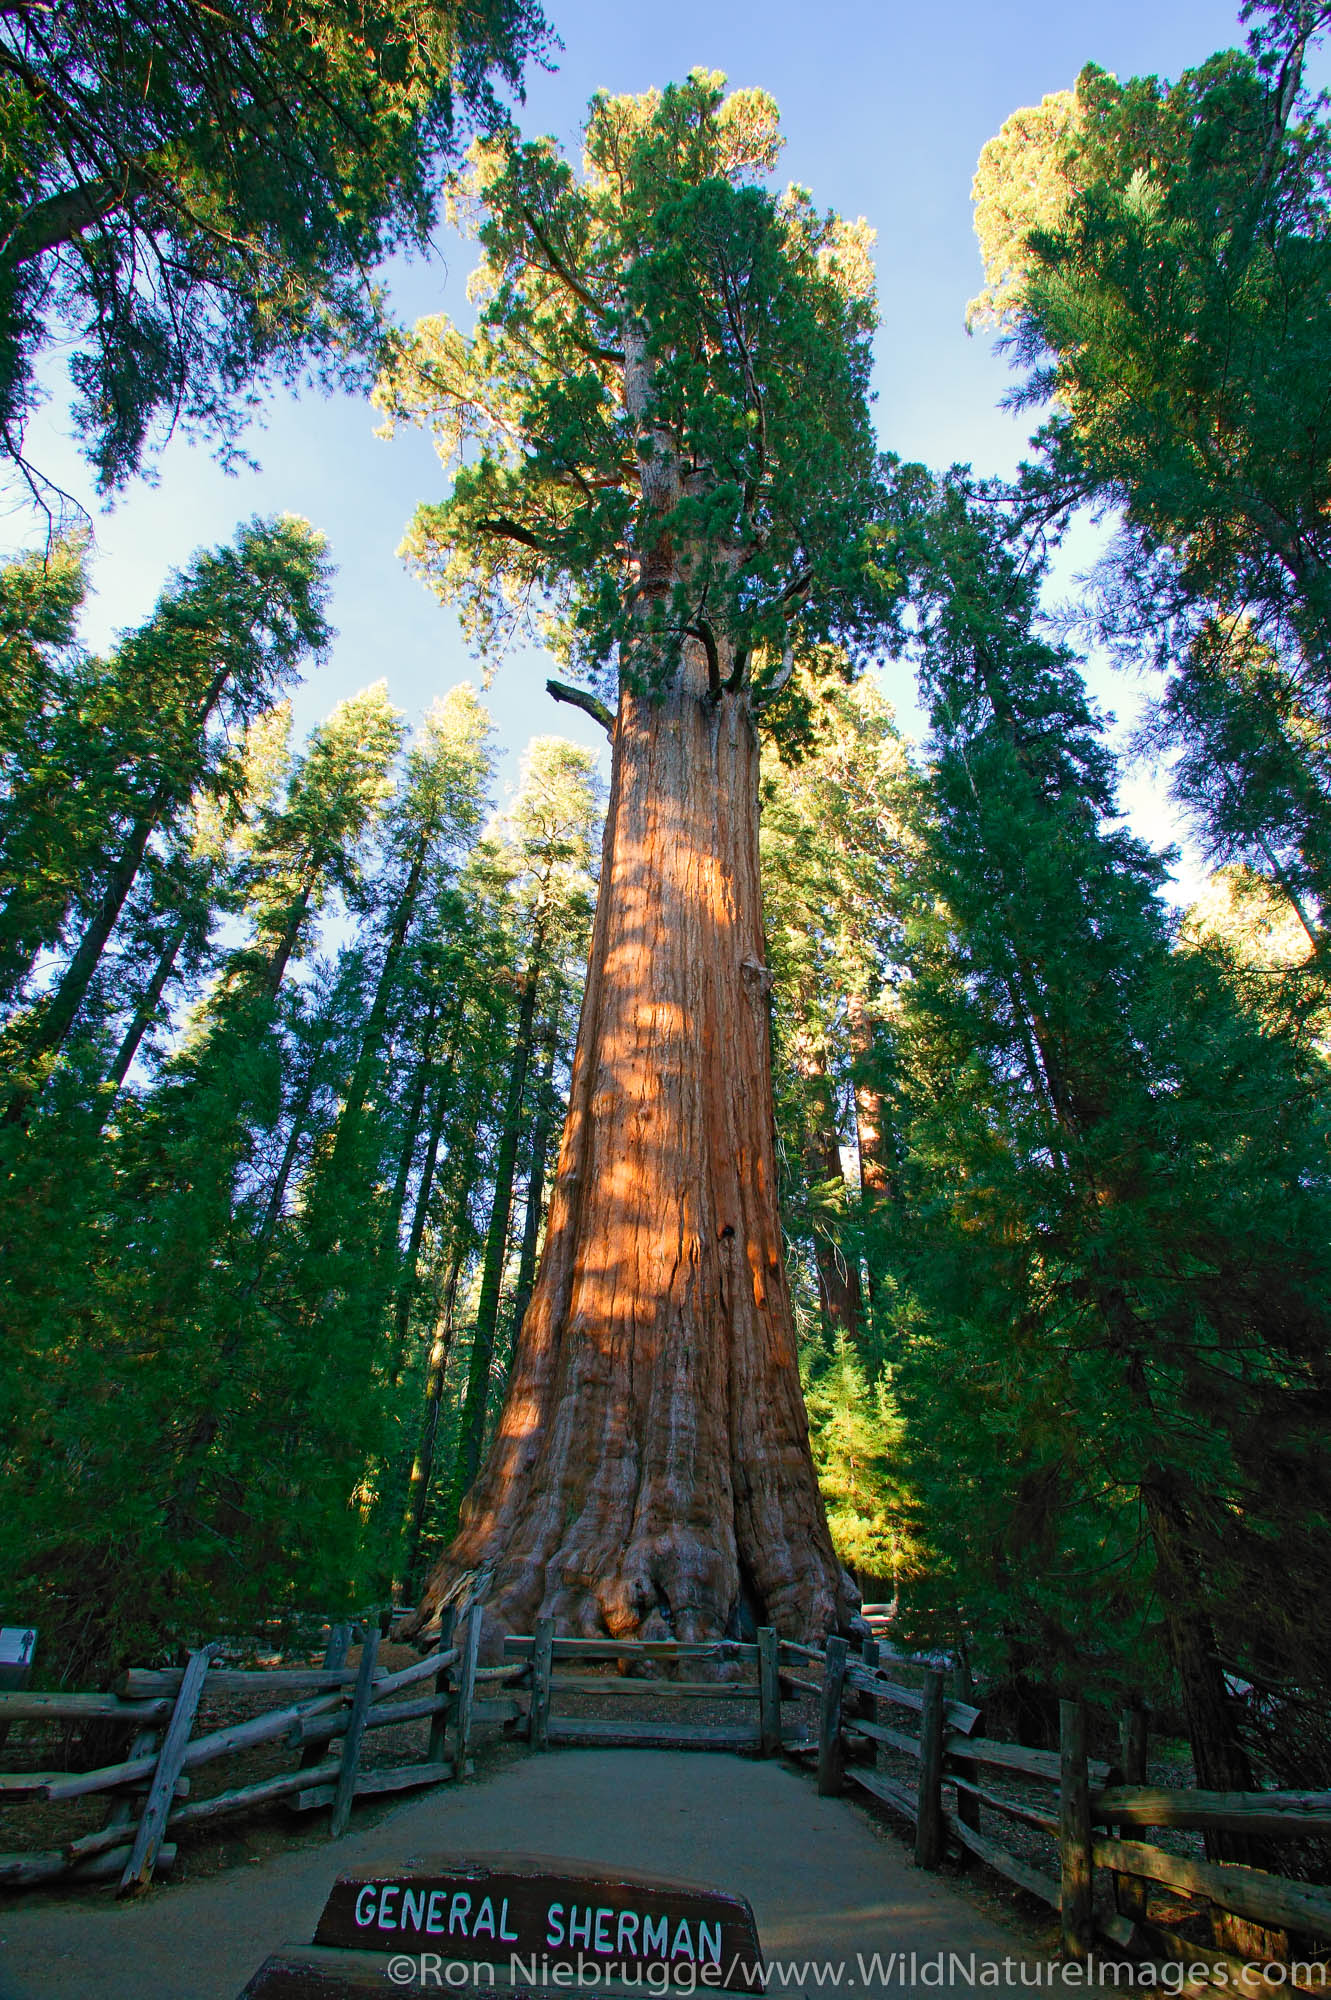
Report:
414,649,855,1648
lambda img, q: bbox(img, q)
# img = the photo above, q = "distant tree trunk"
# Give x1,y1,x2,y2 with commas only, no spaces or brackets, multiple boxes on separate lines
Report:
447,930,545,1524
100,911,191,1102
384,1023,462,1386
399,1243,468,1597
262,880,315,997
2,781,173,1124
414,646,854,1649
330,836,427,1167
505,1005,561,1384
1100,1241,1260,1853
0,658,233,1023
248,1014,339,1264
797,1040,863,1345
846,993,890,1205
3,659,235,1114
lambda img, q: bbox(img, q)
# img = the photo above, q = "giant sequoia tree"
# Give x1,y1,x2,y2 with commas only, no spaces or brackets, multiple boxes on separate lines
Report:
377,73,891,1645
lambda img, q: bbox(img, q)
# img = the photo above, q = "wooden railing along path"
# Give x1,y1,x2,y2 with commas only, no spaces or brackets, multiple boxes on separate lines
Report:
795,1637,1331,1987
505,1624,1331,1984
4,1611,1330,1991
0,1604,506,1895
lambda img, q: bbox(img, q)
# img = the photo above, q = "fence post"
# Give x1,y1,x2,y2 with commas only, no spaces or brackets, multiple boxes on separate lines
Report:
299,1622,351,1774
860,1637,881,1771
817,1637,848,1796
329,1625,380,1839
453,1601,483,1775
757,1627,780,1757
530,1615,555,1753
954,1665,983,1855
1059,1698,1093,1961
1115,1704,1148,1927
117,1642,216,1897
914,1667,945,1869
101,1727,159,1836
427,1605,457,1769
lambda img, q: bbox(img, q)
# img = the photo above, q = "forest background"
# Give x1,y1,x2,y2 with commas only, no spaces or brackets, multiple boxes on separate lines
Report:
5,0,1331,1864
16,0,1264,829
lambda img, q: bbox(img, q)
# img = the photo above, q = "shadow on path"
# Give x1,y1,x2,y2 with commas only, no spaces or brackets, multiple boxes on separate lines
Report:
0,1751,1057,2000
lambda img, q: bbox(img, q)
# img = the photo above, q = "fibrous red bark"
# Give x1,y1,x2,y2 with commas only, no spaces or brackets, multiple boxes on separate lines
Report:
414,643,856,1650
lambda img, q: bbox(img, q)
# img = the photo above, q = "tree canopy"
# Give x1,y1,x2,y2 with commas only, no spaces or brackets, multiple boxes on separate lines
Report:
970,1,1331,963
374,69,892,731
0,0,551,494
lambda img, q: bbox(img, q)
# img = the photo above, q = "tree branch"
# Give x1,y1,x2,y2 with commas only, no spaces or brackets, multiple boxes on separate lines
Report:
751,641,795,714
520,201,607,320
546,677,614,738
478,515,558,554
7,175,128,262
686,615,722,700
723,643,749,694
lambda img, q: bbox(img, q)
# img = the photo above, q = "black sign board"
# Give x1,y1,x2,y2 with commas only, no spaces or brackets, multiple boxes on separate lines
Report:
237,1852,765,1999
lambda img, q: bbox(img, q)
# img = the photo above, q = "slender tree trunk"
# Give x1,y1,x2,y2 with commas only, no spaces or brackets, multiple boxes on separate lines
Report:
330,838,427,1168
2,660,234,1111
506,1005,561,1382
380,996,442,1262
250,1024,335,1262
1104,1279,1260,1849
414,649,854,1649
399,1245,468,1597
1,786,172,1125
1140,1480,1261,1864
385,1025,462,1385
0,880,76,1013
263,880,314,996
797,1041,863,1345
447,931,545,1521
100,913,191,1101
846,993,890,1205
845,993,891,1315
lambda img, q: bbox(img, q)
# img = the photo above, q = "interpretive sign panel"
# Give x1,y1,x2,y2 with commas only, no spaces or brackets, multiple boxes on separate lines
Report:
0,1627,36,1692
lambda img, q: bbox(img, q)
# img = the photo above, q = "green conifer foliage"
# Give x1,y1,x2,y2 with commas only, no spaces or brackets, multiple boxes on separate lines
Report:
759,677,911,1358
971,5,1331,955
0,0,551,490
880,468,1331,1813
445,735,600,1529
801,1334,916,1595
0,516,332,1120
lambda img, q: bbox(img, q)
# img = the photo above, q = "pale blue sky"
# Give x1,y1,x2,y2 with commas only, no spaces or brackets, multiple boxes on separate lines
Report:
6,0,1264,863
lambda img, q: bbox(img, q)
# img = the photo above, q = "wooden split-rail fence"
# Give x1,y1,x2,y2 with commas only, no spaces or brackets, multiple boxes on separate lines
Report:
0,1604,514,1896
806,1637,1331,1984
501,1623,1331,1985
4,1612,1331,1990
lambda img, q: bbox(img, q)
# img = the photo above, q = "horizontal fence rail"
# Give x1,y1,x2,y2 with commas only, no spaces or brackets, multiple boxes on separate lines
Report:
0,1608,498,1893
3,1609,1330,1991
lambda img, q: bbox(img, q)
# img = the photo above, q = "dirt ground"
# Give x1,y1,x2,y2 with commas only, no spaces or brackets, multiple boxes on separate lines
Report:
0,1647,1235,1998
0,1740,1071,2000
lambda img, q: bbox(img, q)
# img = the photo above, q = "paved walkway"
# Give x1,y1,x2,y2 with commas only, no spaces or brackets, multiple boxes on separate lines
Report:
0,1753,1057,2000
